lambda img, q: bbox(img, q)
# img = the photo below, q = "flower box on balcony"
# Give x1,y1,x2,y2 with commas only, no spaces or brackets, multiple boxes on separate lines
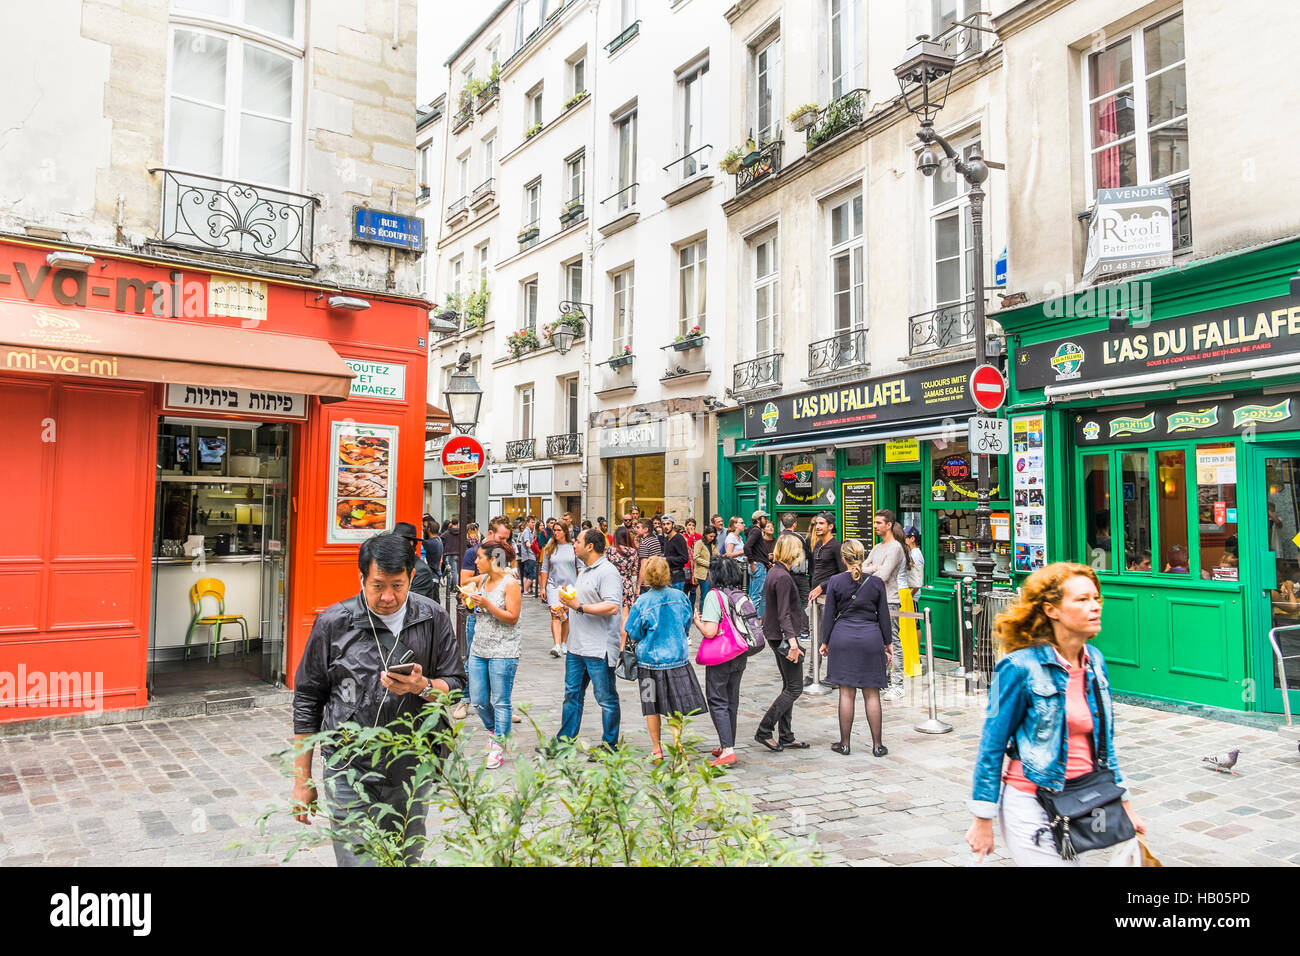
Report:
564,90,589,111
788,103,819,132
608,353,633,369
517,225,539,243
506,328,541,359
559,202,584,224
671,327,705,351
524,123,542,139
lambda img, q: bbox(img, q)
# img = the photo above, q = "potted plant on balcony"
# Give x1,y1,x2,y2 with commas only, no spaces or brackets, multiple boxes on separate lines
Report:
672,324,704,350
720,147,744,175
462,277,490,328
807,95,858,149
788,103,820,132
560,197,584,223
524,122,543,139
541,311,585,345
564,90,588,111
608,344,633,369
517,223,539,243
506,327,541,359
742,138,761,167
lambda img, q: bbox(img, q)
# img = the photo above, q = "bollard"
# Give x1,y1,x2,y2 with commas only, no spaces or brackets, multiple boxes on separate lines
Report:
914,607,953,735
804,598,833,697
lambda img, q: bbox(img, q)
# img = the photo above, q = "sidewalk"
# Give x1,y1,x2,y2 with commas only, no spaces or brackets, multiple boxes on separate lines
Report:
1,593,1296,866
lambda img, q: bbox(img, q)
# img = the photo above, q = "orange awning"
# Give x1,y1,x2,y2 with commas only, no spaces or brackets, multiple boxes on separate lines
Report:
426,402,451,435
1,300,356,401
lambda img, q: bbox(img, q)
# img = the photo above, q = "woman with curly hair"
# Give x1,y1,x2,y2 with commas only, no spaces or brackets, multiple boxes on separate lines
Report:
966,563,1146,866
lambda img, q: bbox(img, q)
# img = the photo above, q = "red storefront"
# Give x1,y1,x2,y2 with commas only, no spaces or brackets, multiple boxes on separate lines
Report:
0,238,430,722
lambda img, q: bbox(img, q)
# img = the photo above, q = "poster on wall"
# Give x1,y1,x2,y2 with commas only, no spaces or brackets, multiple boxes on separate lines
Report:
840,479,876,547
1011,415,1048,573
328,421,398,543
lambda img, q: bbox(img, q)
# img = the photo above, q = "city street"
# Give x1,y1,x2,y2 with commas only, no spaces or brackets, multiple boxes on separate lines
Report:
1,596,1296,868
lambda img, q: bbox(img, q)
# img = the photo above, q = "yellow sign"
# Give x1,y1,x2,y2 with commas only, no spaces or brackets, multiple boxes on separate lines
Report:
1292,530,1300,551
885,438,920,463
208,275,268,322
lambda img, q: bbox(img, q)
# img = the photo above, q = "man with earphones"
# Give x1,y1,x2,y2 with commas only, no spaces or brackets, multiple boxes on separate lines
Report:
291,532,465,866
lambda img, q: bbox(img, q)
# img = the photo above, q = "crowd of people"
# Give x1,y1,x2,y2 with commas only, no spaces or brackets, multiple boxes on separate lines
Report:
294,506,1144,868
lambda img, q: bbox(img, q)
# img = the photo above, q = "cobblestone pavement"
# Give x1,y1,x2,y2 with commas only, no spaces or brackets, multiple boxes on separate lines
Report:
1,594,1297,866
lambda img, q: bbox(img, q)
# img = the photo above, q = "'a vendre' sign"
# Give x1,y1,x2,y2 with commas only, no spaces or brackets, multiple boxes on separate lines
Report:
1082,184,1173,282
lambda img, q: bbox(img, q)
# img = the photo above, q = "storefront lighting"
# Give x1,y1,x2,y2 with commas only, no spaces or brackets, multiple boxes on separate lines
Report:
327,295,370,311
45,251,95,270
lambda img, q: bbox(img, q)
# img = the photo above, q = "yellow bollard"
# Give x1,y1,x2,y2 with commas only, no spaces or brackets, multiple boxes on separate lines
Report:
899,588,922,677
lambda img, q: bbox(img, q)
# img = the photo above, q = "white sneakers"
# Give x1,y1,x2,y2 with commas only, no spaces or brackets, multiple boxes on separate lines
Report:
882,686,905,702
560,642,568,655
549,645,561,658
485,740,504,770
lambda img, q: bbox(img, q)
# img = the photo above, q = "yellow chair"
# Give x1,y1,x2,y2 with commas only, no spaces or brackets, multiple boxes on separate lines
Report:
185,578,250,660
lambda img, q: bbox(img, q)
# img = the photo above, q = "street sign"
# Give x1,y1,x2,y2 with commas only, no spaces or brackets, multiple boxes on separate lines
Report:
969,417,1009,455
441,436,485,479
351,206,425,251
969,363,1007,412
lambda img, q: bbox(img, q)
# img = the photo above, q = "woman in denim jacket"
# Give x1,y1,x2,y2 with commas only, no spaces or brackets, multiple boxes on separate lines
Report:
966,563,1146,866
623,557,706,759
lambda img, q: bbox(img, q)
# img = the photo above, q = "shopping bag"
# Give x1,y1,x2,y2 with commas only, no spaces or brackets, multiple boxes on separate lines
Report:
1138,835,1163,867
899,589,922,678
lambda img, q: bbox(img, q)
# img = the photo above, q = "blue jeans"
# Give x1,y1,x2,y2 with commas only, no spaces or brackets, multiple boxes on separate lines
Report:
671,581,687,592
748,563,768,617
469,654,518,738
558,652,620,748
696,579,710,611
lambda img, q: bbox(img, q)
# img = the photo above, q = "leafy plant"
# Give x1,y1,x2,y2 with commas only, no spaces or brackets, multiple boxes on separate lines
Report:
507,327,542,357
463,274,490,323
720,146,744,174
674,324,703,343
787,103,820,123
524,122,543,139
464,76,487,100
244,707,817,867
542,311,585,344
807,95,859,149
564,90,589,110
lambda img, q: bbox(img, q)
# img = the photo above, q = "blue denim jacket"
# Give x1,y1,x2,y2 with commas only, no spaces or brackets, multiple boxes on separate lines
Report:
624,587,692,669
969,643,1126,819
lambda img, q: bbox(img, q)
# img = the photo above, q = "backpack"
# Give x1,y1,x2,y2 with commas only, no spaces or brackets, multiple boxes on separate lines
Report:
719,587,766,656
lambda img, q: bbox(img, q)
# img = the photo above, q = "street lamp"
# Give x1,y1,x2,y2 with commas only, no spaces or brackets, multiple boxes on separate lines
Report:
549,301,593,355
896,36,997,674
443,351,482,660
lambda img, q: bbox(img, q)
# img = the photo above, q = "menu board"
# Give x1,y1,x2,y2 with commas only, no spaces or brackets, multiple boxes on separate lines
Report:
840,479,876,547
328,421,398,543
1011,415,1048,573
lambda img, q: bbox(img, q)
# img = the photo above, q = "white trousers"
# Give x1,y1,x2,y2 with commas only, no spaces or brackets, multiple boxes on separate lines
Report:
998,783,1080,868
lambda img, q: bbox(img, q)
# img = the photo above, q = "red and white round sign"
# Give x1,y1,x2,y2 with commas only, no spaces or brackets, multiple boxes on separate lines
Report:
969,364,1007,412
441,435,485,479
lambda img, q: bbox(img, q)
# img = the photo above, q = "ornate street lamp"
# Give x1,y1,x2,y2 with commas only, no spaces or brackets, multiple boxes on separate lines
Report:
442,351,483,660
896,36,997,679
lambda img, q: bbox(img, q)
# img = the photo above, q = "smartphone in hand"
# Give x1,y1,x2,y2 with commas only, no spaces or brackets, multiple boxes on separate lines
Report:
387,661,417,676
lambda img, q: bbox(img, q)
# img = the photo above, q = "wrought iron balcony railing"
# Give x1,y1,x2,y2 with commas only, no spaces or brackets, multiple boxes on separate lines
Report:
152,168,317,265
505,438,535,462
1169,178,1192,250
476,79,499,111
910,300,976,355
452,102,474,132
418,184,431,202
735,141,782,193
806,89,867,151
471,178,495,206
600,183,638,215
733,352,782,393
547,433,583,459
605,20,640,55
663,144,711,181
808,328,869,377
445,195,468,221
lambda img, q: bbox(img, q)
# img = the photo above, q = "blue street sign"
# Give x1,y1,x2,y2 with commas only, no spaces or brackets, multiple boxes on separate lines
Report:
352,207,425,251
994,247,1007,287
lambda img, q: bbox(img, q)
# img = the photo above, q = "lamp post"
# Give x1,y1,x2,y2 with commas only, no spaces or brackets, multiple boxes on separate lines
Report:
551,300,593,516
895,36,996,668
443,351,483,658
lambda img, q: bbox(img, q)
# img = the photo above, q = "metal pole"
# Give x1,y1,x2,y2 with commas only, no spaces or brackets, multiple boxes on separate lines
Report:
455,478,469,662
969,169,994,638
804,598,833,697
915,607,952,734
951,577,967,679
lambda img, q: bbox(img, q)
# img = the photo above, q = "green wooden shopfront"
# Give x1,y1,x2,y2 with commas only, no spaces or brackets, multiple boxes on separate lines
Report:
998,238,1300,715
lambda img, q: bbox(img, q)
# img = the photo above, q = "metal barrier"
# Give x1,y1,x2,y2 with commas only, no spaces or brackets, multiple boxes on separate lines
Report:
1267,625,1300,741
907,607,952,734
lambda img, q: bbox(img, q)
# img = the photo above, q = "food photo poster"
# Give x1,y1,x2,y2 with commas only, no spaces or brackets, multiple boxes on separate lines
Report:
328,421,398,543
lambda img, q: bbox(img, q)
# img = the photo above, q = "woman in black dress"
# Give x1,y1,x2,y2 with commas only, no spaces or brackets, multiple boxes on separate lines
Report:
819,538,893,757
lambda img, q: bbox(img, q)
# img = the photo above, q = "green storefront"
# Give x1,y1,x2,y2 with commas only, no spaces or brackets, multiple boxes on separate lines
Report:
716,361,1011,661
1000,238,1300,715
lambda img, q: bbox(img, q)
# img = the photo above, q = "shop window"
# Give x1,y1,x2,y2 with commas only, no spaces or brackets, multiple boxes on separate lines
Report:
1082,454,1112,570
733,460,759,484
930,439,1001,503
1120,450,1152,571
844,445,873,468
774,452,834,507
1195,443,1238,581
1156,449,1190,573
935,508,1011,581
609,453,664,516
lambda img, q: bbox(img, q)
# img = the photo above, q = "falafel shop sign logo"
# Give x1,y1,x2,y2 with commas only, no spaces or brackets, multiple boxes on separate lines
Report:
1082,184,1174,282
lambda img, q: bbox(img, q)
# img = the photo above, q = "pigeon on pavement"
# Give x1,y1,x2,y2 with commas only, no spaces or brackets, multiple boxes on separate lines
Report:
1202,748,1241,775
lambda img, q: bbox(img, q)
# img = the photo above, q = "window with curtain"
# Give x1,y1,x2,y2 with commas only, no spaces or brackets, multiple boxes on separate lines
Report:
828,0,863,100
166,0,302,188
527,85,544,131
615,110,637,210
828,191,864,335
1086,10,1187,192
752,231,779,357
523,280,538,331
563,376,580,434
566,259,583,303
753,33,781,145
566,152,584,202
678,239,707,336
612,268,634,352
931,140,980,311
679,60,708,177
524,179,540,227
571,56,586,97
518,386,534,440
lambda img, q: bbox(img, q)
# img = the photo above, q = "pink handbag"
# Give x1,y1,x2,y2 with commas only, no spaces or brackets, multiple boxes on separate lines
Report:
696,592,749,666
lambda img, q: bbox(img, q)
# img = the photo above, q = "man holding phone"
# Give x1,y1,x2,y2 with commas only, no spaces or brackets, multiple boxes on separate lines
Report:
291,533,466,866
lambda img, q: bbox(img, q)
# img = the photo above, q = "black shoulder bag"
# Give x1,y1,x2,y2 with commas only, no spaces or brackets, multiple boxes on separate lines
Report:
1032,658,1134,860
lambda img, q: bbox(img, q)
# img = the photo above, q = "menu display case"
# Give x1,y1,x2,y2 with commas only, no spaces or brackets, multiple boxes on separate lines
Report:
935,508,1013,582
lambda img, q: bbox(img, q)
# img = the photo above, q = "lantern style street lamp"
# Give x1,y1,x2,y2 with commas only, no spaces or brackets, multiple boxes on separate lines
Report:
443,351,483,659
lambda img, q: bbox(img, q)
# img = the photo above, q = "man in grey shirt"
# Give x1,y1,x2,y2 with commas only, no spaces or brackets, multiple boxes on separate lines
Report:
551,528,624,752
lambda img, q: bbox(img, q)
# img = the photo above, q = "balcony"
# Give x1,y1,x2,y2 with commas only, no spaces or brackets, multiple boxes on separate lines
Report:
1169,178,1192,250
505,438,535,462
517,220,540,247
661,145,713,205
417,184,430,202
151,168,317,266
470,178,496,208
546,433,583,459
806,89,867,152
909,300,976,356
807,328,869,378
735,140,782,193
452,101,474,133
732,352,782,394
476,79,499,112
445,196,469,224
598,184,639,235
559,199,585,225
605,20,640,55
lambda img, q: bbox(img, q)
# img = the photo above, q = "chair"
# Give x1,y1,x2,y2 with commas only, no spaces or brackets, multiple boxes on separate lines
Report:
185,578,251,660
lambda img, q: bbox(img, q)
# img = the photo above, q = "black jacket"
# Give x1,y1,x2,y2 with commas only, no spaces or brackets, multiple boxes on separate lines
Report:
744,523,771,568
663,532,690,583
411,557,436,598
292,592,465,751
762,562,808,644
779,528,813,604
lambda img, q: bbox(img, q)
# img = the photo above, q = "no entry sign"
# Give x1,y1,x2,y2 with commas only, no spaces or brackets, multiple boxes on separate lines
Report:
969,364,1007,412
441,435,485,479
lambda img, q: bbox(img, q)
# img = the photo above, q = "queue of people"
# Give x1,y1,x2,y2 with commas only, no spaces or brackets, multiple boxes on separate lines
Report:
296,506,1144,868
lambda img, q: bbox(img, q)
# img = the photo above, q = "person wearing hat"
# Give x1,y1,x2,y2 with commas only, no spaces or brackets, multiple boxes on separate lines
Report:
394,522,436,600
744,508,772,616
